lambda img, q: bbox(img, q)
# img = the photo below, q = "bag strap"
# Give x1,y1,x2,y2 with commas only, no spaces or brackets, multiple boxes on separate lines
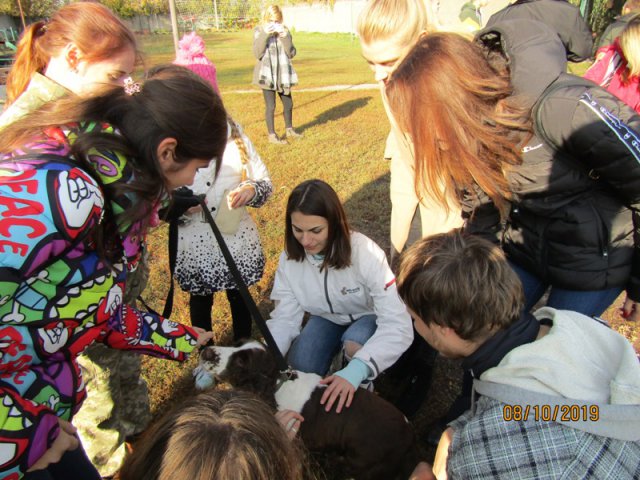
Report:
532,74,602,180
197,196,291,374
161,218,179,318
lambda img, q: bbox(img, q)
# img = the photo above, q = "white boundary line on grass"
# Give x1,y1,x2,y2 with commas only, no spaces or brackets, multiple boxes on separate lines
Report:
228,83,378,94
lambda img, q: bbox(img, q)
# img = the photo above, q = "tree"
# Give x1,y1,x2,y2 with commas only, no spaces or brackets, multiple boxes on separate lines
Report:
0,0,65,17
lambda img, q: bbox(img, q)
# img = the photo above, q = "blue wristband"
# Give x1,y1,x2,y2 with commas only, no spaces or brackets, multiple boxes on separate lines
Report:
335,358,371,390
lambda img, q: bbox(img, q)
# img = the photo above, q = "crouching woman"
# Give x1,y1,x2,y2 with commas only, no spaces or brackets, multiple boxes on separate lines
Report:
267,179,413,413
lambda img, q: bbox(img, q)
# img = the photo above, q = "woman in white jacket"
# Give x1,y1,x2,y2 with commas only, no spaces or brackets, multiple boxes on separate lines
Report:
267,179,413,412
175,119,272,341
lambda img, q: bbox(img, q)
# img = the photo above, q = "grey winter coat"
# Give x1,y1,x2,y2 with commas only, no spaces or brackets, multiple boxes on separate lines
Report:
487,0,593,61
252,25,296,91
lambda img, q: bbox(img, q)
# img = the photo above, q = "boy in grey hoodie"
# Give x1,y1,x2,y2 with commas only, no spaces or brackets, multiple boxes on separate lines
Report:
397,230,640,480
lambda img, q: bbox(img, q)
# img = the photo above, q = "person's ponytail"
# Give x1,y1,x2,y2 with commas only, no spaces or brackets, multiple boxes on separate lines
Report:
5,22,49,105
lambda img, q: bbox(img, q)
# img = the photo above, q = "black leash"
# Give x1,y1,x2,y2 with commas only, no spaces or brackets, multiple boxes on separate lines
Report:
197,197,292,374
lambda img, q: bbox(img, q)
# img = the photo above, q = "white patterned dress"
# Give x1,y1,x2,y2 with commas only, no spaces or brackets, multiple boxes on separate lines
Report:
175,122,272,295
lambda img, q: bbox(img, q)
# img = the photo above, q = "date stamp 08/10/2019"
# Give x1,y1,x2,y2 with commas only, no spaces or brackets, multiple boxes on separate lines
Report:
503,404,600,422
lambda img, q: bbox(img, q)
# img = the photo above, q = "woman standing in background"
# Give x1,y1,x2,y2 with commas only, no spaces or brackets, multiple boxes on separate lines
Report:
252,5,302,144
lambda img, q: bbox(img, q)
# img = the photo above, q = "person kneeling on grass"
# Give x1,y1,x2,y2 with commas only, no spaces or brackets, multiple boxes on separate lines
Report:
397,230,640,480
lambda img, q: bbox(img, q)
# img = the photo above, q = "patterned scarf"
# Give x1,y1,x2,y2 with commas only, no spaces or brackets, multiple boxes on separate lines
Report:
258,35,298,94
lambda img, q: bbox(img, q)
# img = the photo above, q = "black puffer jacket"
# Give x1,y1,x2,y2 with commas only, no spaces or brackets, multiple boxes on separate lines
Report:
466,19,640,301
486,0,593,61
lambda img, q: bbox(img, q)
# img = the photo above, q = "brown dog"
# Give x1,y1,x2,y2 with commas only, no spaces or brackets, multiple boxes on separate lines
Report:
196,341,419,480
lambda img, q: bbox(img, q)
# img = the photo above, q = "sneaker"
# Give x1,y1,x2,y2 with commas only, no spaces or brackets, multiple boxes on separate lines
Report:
268,133,287,144
285,128,303,139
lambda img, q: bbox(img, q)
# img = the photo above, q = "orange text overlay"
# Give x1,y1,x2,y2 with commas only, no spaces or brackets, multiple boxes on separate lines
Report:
502,404,599,422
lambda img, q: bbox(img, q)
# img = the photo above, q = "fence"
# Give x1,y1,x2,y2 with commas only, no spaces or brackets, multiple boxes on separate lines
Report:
173,0,261,32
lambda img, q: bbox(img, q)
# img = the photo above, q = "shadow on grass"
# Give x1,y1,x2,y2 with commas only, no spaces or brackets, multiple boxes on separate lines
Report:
343,171,390,254
297,96,372,133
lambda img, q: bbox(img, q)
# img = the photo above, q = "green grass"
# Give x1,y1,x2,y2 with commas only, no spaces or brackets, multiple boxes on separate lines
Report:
138,30,373,91
136,31,639,465
138,31,390,415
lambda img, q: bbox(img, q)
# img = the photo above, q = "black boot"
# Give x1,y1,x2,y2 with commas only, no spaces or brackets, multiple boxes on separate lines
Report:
189,293,214,346
227,289,252,341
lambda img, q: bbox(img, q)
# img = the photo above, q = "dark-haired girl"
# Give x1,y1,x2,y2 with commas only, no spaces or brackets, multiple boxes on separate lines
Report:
0,65,227,479
266,179,413,413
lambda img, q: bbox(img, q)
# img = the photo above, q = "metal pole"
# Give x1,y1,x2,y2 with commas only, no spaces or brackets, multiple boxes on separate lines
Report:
16,0,26,30
168,0,180,55
213,0,220,30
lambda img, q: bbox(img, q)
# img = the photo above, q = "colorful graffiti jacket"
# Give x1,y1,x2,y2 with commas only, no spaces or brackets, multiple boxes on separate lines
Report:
0,122,199,478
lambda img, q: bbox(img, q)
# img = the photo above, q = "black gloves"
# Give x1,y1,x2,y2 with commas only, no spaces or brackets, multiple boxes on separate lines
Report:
160,187,203,222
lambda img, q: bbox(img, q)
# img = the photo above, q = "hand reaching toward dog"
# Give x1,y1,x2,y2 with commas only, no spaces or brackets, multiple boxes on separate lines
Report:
192,326,214,346
319,375,355,413
276,409,304,439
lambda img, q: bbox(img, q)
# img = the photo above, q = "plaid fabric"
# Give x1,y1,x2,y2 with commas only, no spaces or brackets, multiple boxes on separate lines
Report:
448,396,640,479
258,34,298,94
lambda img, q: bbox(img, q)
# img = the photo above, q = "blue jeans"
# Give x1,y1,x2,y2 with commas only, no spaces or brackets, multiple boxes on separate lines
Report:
287,314,377,375
510,262,622,317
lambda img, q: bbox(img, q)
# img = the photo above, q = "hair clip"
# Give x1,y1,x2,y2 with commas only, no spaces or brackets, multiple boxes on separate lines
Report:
123,77,141,96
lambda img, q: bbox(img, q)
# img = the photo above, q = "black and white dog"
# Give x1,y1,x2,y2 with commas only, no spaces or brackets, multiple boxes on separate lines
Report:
196,341,419,480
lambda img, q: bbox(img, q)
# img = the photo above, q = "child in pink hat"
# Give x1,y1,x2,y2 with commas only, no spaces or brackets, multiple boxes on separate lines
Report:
174,32,219,94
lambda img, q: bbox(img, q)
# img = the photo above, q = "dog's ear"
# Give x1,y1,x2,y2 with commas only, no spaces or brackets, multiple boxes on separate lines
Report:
233,349,250,368
199,347,220,364
231,347,271,371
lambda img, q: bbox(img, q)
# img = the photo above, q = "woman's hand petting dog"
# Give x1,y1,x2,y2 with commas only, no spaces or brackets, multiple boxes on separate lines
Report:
319,375,355,413
276,409,304,439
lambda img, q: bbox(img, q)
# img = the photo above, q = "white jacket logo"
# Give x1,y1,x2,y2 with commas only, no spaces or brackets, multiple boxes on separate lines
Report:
341,286,360,295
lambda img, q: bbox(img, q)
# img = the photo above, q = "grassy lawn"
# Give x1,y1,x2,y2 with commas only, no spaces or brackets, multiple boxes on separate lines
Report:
138,30,373,90
136,31,639,465
138,31,391,417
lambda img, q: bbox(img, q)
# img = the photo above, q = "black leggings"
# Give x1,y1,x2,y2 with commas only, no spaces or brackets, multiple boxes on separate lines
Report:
262,89,293,134
189,290,252,341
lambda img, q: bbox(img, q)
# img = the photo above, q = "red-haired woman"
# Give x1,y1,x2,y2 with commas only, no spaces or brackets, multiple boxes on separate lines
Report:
1,1,137,127
386,20,640,322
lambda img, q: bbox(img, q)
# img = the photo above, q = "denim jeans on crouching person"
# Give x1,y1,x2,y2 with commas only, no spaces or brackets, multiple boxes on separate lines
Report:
509,262,623,317
287,314,378,376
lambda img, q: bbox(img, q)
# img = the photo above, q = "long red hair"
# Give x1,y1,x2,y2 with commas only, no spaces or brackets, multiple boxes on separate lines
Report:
385,32,530,217
6,2,138,105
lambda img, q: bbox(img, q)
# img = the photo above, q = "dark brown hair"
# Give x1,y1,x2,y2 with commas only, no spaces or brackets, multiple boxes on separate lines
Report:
0,65,227,262
385,32,530,218
397,230,524,341
120,389,316,480
6,2,138,105
285,179,351,270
